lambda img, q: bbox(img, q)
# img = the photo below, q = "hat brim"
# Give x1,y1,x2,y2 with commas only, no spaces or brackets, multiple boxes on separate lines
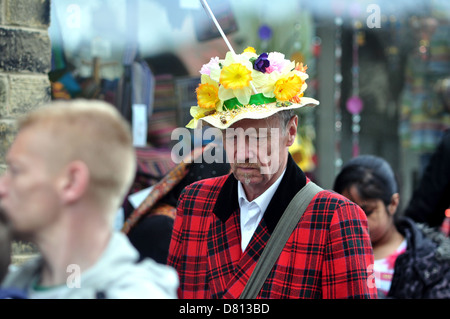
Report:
198,97,319,129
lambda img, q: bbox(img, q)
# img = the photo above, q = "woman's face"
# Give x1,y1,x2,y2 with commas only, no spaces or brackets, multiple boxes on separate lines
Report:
341,185,396,245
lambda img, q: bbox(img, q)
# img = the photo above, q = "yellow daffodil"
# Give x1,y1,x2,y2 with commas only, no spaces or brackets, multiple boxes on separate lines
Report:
196,74,223,109
187,75,224,128
243,46,256,54
251,71,278,98
220,63,252,90
274,74,303,101
218,52,254,105
242,47,258,60
196,83,219,109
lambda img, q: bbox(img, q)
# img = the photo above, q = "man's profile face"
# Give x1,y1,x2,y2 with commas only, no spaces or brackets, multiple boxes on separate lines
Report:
0,128,61,238
223,114,294,193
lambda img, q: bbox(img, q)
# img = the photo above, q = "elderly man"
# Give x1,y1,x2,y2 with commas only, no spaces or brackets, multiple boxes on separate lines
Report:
0,100,178,298
167,48,377,299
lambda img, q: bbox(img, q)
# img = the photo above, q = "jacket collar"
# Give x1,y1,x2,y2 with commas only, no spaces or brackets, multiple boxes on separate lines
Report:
213,154,306,233
396,217,450,286
398,217,450,262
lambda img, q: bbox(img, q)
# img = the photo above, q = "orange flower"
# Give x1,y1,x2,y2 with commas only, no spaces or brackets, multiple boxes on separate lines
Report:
196,83,219,109
290,93,304,103
295,62,308,73
274,74,303,101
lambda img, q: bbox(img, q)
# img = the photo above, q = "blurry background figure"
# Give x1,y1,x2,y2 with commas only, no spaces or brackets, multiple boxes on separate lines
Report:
122,143,230,264
334,154,450,298
404,129,450,233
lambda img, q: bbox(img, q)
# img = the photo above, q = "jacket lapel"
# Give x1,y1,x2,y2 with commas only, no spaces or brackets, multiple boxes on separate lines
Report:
262,154,307,233
207,210,242,298
208,154,307,298
221,218,272,298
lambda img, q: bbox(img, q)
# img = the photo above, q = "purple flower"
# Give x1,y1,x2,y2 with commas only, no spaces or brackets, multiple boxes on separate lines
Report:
254,53,270,73
258,25,272,41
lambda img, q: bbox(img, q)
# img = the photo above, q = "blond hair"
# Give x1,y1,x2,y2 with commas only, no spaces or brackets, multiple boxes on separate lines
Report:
18,99,136,210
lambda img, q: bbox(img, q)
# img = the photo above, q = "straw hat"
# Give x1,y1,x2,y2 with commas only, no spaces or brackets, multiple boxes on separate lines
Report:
186,47,319,130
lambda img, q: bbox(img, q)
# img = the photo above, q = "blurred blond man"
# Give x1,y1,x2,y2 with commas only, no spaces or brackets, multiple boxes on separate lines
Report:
0,99,178,299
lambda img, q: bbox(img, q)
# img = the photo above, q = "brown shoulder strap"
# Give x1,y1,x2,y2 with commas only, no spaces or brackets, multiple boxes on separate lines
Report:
239,182,323,299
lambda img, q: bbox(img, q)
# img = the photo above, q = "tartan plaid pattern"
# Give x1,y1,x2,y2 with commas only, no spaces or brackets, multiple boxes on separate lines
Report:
168,156,377,299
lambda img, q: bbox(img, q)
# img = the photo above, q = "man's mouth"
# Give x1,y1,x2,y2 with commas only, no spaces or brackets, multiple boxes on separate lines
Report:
235,166,259,171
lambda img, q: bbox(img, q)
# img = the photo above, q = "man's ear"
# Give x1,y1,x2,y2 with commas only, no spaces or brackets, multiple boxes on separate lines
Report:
286,115,298,147
57,161,90,205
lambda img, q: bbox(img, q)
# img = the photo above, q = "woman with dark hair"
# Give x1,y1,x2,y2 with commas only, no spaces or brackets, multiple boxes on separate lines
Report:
334,155,450,299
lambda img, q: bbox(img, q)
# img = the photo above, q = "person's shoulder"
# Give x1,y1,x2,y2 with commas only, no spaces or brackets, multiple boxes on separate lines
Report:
180,174,231,199
312,187,359,208
109,257,179,299
310,187,366,220
185,174,230,190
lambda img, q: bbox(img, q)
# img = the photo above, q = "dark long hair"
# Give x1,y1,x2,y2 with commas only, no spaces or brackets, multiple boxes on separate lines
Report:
333,155,399,207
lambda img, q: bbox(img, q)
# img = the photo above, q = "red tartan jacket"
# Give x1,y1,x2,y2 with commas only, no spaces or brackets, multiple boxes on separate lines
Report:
167,155,377,299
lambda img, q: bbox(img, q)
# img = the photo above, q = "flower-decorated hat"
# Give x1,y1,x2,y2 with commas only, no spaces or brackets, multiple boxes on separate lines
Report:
186,47,319,129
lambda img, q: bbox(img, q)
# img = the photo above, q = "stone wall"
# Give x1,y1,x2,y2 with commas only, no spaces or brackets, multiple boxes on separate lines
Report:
0,0,51,172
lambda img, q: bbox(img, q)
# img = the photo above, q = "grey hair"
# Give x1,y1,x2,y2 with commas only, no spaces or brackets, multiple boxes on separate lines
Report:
275,109,296,132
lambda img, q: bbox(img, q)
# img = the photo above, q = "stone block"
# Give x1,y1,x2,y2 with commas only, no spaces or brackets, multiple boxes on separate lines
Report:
0,0,4,25
0,75,7,107
0,120,17,163
0,27,51,74
5,75,50,118
4,0,50,29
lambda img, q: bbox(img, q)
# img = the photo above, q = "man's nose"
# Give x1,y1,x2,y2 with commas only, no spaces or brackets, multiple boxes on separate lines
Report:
235,136,257,163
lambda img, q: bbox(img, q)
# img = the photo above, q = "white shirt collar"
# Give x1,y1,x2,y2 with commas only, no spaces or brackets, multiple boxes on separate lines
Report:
237,168,286,252
237,168,286,213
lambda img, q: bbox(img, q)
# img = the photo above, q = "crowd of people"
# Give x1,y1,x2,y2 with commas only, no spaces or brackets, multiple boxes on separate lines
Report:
0,48,449,299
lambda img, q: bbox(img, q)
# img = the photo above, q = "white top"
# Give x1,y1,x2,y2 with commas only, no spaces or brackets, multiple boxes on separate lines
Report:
373,238,407,297
238,169,286,252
